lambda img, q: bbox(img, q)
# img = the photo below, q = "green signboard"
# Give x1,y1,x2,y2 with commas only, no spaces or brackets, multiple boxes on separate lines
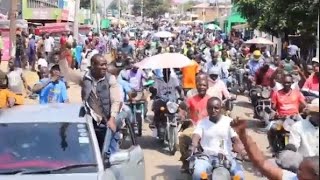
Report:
101,19,111,29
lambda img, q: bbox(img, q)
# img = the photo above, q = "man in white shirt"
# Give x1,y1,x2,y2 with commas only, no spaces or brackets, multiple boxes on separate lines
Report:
44,34,54,59
288,98,319,157
190,97,245,180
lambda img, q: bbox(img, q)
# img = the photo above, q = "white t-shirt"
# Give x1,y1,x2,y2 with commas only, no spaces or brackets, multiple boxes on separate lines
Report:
194,116,237,157
154,76,179,101
44,38,54,52
38,58,48,68
289,118,319,157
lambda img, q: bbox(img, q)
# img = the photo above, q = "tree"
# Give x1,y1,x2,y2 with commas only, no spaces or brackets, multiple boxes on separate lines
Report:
132,0,171,18
234,0,319,58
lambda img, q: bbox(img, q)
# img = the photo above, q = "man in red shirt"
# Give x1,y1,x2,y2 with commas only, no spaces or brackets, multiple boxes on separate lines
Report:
302,58,319,98
254,60,277,87
271,74,306,116
135,36,145,49
268,74,307,151
178,73,210,171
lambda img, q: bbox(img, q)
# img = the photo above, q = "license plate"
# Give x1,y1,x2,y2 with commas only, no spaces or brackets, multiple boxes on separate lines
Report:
136,110,142,113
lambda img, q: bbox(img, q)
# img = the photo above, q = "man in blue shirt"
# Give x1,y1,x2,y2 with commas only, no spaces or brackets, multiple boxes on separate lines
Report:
32,65,69,104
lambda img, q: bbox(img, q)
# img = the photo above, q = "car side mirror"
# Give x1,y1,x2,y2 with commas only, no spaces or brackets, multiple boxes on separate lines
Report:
108,151,130,166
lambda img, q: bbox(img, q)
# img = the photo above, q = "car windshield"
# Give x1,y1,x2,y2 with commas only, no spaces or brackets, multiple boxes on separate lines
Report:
0,122,97,173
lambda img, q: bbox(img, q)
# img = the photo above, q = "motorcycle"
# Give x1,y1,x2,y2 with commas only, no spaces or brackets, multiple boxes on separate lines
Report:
155,98,183,155
125,80,155,137
188,153,240,180
249,86,272,121
228,64,246,94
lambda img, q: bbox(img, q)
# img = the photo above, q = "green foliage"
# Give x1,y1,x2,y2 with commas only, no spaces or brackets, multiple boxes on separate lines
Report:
234,0,319,43
132,0,171,18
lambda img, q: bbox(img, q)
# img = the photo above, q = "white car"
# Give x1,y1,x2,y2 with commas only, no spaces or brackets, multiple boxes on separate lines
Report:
0,104,145,180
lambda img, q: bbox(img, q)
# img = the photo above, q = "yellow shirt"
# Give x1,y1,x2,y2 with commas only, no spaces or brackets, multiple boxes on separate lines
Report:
0,89,24,108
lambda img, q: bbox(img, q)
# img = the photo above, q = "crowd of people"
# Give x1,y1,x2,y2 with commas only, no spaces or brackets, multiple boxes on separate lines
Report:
0,21,319,180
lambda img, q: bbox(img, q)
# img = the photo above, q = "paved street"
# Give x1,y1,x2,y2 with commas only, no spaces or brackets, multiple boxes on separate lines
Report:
1,62,269,179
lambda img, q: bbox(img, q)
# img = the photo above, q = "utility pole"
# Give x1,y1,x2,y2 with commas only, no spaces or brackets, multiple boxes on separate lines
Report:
9,0,18,57
141,0,143,22
317,10,319,59
118,0,121,25
73,0,80,41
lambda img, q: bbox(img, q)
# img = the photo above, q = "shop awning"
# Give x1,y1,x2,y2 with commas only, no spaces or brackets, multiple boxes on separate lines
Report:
227,14,246,23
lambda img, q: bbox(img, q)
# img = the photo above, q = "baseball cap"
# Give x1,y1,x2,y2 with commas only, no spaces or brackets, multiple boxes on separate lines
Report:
312,57,319,64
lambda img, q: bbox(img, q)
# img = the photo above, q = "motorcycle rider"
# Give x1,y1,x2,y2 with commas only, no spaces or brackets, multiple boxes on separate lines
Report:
206,68,231,101
206,50,228,81
119,60,148,116
288,98,319,157
247,50,264,89
149,68,183,129
268,74,307,150
301,58,319,99
190,97,245,180
118,38,134,58
179,73,210,171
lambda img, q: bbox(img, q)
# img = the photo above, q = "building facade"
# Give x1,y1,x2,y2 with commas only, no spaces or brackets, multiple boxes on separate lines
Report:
22,0,75,22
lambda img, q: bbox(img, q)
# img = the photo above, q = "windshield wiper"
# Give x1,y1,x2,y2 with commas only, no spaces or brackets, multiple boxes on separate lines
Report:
0,170,27,175
20,163,98,174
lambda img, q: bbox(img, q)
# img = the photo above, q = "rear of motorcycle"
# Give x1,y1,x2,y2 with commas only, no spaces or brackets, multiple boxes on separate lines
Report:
267,120,290,155
250,87,272,120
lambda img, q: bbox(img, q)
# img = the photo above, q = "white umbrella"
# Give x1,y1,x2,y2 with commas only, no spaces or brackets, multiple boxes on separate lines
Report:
154,31,174,38
134,53,193,69
244,37,274,45
205,24,221,30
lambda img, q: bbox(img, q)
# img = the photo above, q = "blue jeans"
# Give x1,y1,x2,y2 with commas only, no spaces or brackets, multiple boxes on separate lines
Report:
192,156,244,180
102,107,133,155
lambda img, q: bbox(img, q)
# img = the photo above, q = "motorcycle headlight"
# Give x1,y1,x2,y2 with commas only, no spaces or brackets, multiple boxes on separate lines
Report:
166,102,179,114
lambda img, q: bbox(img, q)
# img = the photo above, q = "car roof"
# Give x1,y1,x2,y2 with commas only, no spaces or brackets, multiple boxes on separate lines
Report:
0,104,86,123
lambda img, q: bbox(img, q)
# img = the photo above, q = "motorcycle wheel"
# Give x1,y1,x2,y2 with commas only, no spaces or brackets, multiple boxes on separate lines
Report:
211,167,231,180
168,125,177,155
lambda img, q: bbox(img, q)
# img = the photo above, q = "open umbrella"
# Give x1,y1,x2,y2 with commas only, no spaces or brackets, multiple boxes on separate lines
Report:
244,37,274,45
205,24,221,30
154,31,174,38
134,53,193,69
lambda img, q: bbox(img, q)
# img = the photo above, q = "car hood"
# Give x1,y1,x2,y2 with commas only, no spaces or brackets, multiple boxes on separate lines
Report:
0,173,98,180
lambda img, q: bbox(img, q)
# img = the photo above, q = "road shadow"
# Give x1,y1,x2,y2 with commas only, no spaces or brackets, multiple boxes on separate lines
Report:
138,135,174,155
151,165,190,180
235,100,252,109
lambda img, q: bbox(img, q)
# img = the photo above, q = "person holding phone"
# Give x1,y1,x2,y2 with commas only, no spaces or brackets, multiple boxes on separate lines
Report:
32,65,69,104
